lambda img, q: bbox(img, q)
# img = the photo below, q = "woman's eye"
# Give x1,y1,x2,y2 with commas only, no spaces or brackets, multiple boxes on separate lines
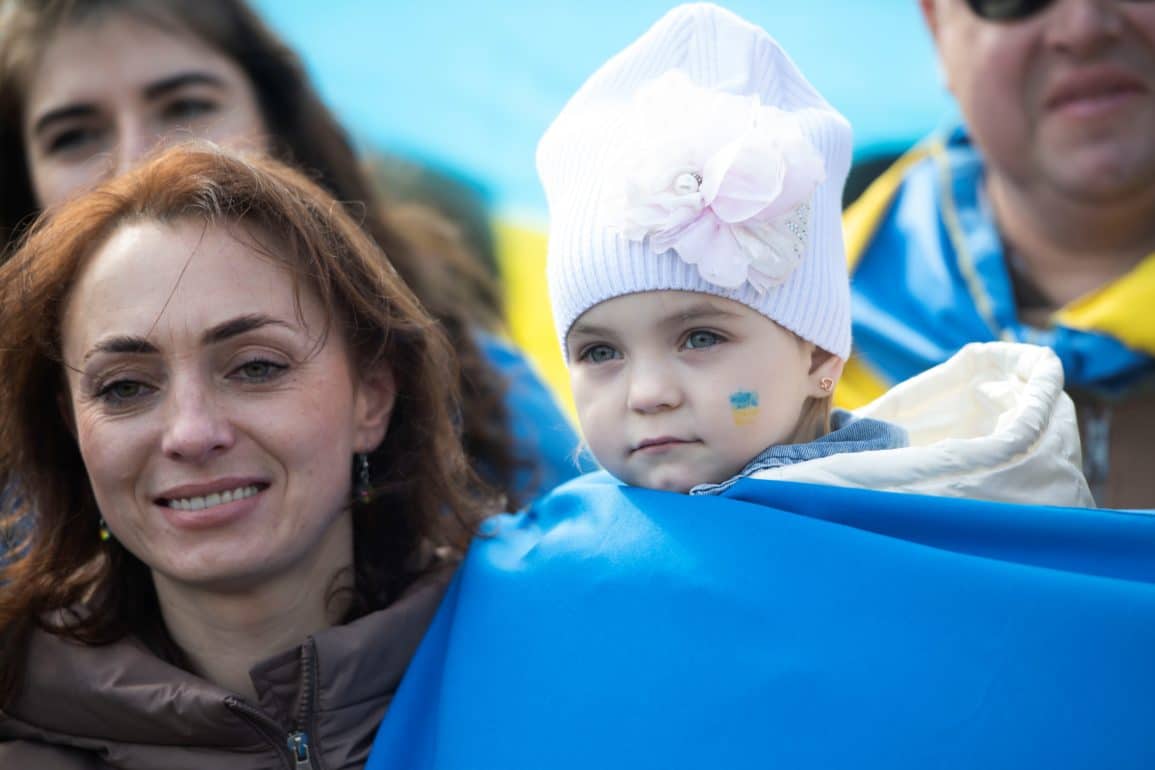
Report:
163,98,217,122
97,379,153,406
580,344,621,364
684,330,723,349
46,126,102,155
232,360,287,382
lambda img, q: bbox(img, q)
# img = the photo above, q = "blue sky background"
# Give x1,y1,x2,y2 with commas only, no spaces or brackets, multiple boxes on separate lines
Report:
254,1,958,223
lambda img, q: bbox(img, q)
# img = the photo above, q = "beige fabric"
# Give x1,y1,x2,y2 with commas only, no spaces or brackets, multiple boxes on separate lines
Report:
754,342,1094,508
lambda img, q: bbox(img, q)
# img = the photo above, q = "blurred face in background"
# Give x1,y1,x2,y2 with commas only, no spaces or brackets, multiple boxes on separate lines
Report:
922,0,1155,204
22,10,267,208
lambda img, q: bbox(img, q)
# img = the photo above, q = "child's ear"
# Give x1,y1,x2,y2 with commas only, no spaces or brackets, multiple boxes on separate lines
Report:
808,347,845,398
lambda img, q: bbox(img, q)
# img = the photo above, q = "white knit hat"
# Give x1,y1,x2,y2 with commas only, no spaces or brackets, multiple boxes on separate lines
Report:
539,2,853,359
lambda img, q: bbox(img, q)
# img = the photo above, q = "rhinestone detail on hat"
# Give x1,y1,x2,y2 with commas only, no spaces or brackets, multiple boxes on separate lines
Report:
785,203,809,260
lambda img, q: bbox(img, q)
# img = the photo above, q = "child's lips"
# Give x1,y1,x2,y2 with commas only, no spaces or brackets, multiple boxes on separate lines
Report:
632,436,698,454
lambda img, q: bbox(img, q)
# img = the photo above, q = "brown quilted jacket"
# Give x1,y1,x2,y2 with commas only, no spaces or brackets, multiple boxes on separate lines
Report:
0,567,453,769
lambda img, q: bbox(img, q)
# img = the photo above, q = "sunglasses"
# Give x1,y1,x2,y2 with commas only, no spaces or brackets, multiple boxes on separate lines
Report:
966,0,1155,22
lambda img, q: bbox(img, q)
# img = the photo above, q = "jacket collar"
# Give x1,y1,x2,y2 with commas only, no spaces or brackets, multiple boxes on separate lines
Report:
2,566,453,764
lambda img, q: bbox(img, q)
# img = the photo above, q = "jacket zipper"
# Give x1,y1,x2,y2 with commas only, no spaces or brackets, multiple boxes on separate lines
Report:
226,696,304,769
293,639,323,770
286,730,313,769
225,638,322,770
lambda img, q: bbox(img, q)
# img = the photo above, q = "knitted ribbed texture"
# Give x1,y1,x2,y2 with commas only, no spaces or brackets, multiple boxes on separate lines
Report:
538,3,853,359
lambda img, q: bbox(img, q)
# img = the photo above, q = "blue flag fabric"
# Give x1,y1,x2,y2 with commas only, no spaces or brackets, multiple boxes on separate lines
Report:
368,473,1155,769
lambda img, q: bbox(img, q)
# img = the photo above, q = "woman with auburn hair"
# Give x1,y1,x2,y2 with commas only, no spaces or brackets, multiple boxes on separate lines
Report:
0,144,492,768
0,0,583,511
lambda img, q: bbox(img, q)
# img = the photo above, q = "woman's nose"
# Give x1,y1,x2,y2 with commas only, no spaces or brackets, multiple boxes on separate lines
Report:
626,363,683,414
111,122,164,178
160,383,236,463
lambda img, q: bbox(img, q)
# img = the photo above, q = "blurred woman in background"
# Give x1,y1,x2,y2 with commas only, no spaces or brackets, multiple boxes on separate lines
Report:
0,0,584,514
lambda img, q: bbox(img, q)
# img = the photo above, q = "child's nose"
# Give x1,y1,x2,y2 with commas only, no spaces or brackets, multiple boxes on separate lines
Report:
626,363,683,414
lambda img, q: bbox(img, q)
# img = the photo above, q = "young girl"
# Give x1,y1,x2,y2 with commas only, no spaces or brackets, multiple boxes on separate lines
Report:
538,2,1092,508
364,9,1154,769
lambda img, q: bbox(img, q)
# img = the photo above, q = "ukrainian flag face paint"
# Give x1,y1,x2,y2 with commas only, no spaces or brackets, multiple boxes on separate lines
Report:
729,390,760,425
566,291,831,493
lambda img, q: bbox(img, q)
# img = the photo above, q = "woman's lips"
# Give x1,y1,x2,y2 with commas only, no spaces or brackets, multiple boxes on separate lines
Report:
154,479,270,530
155,477,269,503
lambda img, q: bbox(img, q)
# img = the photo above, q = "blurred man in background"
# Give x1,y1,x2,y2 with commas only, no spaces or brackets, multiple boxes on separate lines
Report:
841,0,1155,508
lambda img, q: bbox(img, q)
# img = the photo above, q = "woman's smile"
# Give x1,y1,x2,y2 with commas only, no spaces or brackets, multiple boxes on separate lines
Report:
155,479,269,530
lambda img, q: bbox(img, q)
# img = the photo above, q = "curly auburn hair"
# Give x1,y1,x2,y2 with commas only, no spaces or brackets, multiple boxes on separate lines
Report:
0,144,497,703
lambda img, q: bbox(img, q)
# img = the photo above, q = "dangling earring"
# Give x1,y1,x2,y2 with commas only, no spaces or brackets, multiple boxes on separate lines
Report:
819,377,834,393
356,453,372,503
98,518,111,543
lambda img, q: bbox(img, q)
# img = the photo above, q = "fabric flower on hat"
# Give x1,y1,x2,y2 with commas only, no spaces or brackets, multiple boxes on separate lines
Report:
617,70,826,292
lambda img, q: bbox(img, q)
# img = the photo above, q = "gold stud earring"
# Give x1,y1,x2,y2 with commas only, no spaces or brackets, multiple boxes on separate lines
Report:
819,377,834,393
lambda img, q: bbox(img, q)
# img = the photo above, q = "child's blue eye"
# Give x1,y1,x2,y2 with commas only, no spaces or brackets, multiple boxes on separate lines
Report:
581,344,622,364
684,330,723,349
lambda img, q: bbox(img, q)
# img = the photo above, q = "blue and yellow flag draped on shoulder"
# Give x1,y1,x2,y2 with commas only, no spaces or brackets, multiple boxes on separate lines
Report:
367,472,1155,769
838,125,1155,408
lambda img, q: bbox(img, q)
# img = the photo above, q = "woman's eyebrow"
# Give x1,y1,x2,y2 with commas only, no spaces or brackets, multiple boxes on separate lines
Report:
83,335,158,363
32,72,227,139
33,104,97,138
82,314,292,364
202,314,293,345
143,71,226,101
